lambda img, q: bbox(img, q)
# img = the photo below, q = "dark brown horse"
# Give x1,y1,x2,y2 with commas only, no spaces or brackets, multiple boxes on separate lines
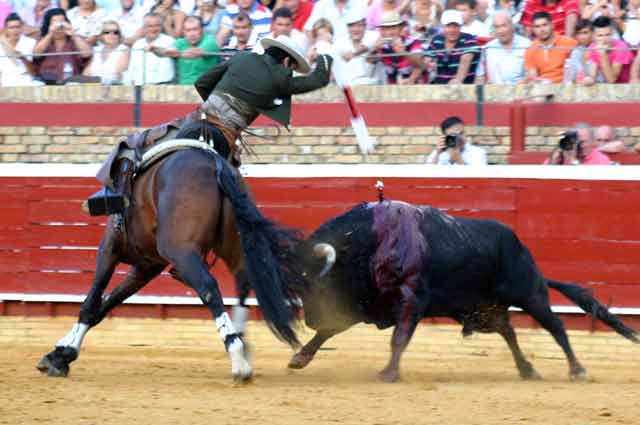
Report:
36,124,304,382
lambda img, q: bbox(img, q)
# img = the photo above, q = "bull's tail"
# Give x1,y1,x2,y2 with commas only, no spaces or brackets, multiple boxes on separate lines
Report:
214,155,301,347
546,279,639,343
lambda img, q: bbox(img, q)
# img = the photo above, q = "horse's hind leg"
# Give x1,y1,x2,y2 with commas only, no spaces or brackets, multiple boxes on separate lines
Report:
232,270,250,336
37,223,121,377
164,249,251,382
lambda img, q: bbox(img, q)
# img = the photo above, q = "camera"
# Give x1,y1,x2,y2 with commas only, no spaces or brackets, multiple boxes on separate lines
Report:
57,23,65,30
445,133,461,148
558,130,579,151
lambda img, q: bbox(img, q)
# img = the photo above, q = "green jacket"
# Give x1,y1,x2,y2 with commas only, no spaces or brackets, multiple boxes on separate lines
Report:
194,51,332,127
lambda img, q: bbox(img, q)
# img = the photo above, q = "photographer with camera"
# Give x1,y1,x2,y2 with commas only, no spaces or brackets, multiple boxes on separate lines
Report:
545,123,613,165
426,116,488,165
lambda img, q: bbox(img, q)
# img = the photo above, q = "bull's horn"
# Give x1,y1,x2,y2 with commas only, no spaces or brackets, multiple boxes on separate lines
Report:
313,243,336,278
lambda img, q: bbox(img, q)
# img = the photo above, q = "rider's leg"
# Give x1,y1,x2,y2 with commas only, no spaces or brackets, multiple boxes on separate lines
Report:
85,155,135,216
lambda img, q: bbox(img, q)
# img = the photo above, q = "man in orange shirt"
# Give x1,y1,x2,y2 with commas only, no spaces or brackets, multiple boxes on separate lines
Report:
524,11,577,83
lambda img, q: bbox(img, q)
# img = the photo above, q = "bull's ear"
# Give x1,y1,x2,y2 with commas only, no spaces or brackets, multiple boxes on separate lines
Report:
313,243,336,278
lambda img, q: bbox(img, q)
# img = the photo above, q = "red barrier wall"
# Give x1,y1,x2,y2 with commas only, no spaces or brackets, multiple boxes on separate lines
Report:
1,173,640,315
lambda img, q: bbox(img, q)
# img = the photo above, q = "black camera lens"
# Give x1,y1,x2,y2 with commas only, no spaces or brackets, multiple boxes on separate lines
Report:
558,130,578,151
445,134,459,148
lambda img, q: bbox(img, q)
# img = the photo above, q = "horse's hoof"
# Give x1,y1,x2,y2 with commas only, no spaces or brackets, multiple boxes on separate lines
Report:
521,370,542,380
378,368,400,383
232,372,253,384
570,368,587,382
47,363,70,377
288,352,312,369
36,354,53,373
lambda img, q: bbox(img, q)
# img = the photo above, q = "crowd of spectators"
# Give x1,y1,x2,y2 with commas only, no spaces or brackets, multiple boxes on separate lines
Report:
1,0,640,86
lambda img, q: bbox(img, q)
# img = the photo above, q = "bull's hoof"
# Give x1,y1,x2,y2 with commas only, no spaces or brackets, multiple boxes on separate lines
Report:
288,352,313,369
520,369,542,380
570,367,587,381
378,367,400,383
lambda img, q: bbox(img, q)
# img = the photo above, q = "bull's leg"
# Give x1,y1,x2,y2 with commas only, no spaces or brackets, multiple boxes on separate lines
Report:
288,329,344,369
524,302,586,380
379,286,419,383
36,223,121,377
164,249,251,382
496,320,541,380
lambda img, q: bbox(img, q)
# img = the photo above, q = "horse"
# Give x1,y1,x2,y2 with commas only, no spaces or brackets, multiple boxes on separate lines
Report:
36,123,305,382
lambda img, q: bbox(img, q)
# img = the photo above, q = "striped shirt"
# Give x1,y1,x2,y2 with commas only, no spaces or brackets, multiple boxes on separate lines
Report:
425,33,480,84
520,0,579,35
220,1,272,46
377,37,423,84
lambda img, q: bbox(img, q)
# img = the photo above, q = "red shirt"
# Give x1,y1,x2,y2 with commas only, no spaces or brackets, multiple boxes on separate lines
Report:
292,1,313,31
521,0,579,35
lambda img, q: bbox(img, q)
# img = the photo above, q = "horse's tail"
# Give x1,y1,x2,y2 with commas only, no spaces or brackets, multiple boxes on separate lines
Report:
214,155,301,347
546,279,639,343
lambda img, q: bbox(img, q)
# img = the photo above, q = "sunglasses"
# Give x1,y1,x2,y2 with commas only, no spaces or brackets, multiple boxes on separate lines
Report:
102,29,120,35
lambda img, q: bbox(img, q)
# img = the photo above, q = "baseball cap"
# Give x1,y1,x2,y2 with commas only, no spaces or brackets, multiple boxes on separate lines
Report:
441,9,463,26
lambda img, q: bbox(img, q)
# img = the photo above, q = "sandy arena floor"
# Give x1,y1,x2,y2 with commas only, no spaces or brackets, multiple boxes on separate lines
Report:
2,319,639,425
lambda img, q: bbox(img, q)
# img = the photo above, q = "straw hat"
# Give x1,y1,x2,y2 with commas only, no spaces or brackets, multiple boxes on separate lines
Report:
378,10,403,27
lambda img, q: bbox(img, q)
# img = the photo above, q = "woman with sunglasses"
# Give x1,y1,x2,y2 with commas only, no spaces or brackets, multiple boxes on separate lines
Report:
83,20,130,84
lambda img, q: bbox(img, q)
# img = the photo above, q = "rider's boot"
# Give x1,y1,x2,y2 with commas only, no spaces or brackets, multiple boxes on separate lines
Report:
83,158,134,216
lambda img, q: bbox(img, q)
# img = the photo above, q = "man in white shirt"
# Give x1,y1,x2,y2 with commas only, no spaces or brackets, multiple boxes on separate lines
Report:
303,0,366,40
127,12,175,85
108,0,145,46
456,0,490,38
252,7,308,53
0,13,42,87
426,116,488,165
476,11,531,84
334,9,380,85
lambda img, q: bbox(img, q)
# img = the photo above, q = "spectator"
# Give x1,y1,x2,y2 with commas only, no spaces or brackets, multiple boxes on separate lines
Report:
67,0,108,45
306,17,333,62
193,0,224,36
303,0,366,40
253,7,307,52
582,16,633,84
159,15,220,84
0,13,43,86
19,0,53,38
476,11,530,84
426,116,488,165
108,0,145,46
366,0,410,30
595,125,625,153
334,8,380,84
217,0,272,47
370,10,422,84
622,0,640,46
33,8,92,84
280,0,313,31
521,0,579,37
545,123,612,165
83,20,130,83
456,0,489,37
424,9,480,84
0,0,10,30
582,0,619,24
630,47,640,81
524,11,576,83
475,0,492,35
563,19,592,83
221,11,254,56
407,0,442,40
150,0,185,38
127,12,175,84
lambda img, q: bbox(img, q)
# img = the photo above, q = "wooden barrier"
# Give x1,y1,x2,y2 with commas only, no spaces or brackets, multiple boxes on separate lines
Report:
1,164,639,327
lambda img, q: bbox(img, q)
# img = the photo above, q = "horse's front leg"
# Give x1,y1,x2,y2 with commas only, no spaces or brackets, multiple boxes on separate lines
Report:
165,249,252,382
37,221,121,377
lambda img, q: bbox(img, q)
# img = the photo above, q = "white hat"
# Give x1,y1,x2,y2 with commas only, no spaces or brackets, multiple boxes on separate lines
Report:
378,11,403,27
260,35,311,74
441,9,463,26
344,9,366,25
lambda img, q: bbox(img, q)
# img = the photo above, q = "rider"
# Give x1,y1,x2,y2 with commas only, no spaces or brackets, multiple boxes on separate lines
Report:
85,34,333,216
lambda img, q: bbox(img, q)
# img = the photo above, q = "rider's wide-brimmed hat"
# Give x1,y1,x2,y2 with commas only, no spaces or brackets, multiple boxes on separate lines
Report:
260,35,311,74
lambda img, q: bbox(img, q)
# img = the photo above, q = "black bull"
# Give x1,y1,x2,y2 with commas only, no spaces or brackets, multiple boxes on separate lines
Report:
289,200,638,382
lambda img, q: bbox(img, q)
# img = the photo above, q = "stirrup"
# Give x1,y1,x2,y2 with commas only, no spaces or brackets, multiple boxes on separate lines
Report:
82,187,129,216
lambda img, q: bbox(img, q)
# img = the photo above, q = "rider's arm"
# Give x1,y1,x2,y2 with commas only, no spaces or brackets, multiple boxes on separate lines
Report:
194,60,231,101
283,54,333,95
